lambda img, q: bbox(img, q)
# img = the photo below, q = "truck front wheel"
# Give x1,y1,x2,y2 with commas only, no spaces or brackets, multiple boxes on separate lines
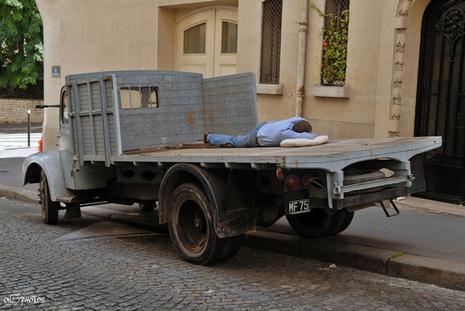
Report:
168,183,240,265
39,171,60,225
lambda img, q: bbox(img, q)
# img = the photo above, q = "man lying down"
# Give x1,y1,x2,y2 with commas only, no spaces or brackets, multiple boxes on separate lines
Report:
204,117,329,148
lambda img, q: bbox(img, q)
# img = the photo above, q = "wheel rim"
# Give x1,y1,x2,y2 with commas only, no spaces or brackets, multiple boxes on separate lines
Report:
175,199,208,255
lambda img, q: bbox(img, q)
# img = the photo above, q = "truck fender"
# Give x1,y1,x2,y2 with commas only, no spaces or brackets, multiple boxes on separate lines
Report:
23,151,71,202
158,163,252,238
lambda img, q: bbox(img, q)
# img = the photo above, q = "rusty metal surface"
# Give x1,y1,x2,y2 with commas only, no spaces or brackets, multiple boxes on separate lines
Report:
116,72,204,151
202,73,257,135
123,142,219,155
117,71,257,152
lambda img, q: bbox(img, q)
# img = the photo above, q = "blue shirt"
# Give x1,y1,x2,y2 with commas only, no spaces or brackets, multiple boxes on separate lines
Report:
256,117,318,146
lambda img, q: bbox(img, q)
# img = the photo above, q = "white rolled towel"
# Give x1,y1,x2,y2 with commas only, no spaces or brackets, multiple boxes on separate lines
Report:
280,135,329,147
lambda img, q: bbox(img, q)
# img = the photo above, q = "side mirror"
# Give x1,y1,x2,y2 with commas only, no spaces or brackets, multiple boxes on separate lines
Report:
35,105,60,109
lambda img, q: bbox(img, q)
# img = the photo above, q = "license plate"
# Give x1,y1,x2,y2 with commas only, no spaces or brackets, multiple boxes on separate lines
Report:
287,199,310,215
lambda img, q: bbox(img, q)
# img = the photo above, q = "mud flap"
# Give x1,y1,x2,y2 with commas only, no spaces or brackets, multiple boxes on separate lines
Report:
409,154,426,194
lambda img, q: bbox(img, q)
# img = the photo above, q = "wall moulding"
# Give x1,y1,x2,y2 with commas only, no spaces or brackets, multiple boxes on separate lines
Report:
387,0,414,136
397,0,414,17
256,84,284,95
156,0,235,8
310,85,351,99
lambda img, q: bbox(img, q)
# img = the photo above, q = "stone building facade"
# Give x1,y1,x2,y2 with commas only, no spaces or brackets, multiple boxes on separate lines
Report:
37,0,465,202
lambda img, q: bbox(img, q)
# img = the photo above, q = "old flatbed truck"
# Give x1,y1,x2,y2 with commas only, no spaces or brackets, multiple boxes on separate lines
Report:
23,71,441,265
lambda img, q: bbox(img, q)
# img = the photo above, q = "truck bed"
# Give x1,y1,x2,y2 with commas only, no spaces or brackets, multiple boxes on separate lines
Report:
115,137,442,172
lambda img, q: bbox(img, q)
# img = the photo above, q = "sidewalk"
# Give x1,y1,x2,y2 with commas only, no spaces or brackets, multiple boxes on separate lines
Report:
0,123,42,152
0,134,41,151
0,155,38,191
1,154,465,291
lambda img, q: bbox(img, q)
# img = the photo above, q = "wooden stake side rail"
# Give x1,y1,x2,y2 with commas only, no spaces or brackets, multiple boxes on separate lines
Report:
104,137,442,172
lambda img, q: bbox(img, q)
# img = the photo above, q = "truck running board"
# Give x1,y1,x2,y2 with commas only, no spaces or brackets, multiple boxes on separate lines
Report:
379,199,400,217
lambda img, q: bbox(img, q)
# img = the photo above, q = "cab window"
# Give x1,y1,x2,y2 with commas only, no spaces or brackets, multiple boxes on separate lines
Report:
61,88,69,124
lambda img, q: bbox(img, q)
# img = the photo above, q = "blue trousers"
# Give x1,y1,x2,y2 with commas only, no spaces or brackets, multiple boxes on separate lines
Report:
207,123,264,147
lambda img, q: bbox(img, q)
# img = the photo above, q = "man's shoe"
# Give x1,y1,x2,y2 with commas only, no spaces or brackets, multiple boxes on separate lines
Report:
203,132,209,144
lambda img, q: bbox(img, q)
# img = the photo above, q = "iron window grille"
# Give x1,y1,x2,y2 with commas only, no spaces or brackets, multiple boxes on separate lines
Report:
324,0,350,28
260,0,283,84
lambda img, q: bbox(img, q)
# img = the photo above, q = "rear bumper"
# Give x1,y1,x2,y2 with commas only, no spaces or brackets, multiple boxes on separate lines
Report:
285,183,409,214
284,186,408,214
321,186,408,211
285,171,414,214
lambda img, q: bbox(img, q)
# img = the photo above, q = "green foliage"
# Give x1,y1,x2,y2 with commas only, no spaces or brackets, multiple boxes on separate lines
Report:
312,3,349,86
0,0,43,89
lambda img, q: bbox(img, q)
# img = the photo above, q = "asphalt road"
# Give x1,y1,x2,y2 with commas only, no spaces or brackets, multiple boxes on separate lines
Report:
1,198,465,310
0,157,37,192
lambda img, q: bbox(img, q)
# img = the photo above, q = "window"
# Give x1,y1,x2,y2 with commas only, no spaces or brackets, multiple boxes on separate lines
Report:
183,23,206,54
320,0,350,86
221,21,238,53
60,87,69,124
120,87,158,109
260,0,282,84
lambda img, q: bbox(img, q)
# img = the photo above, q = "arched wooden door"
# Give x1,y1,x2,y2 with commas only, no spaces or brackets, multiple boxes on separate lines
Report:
415,0,465,203
175,7,238,78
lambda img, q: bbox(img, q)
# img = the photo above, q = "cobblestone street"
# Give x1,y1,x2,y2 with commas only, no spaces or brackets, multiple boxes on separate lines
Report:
1,198,465,310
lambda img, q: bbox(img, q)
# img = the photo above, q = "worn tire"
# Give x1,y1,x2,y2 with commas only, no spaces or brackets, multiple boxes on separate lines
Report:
215,235,242,263
326,210,354,235
334,210,354,234
39,171,60,225
286,209,332,238
168,183,239,265
326,210,347,235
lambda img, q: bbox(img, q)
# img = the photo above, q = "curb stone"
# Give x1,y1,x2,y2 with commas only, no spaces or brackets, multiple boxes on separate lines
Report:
243,230,301,256
1,183,465,292
245,231,465,292
387,254,465,291
300,237,403,275
0,184,38,204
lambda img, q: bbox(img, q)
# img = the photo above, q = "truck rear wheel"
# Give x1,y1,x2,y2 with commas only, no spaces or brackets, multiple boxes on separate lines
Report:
168,183,240,265
286,209,332,238
39,171,60,225
334,210,354,234
327,210,354,235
